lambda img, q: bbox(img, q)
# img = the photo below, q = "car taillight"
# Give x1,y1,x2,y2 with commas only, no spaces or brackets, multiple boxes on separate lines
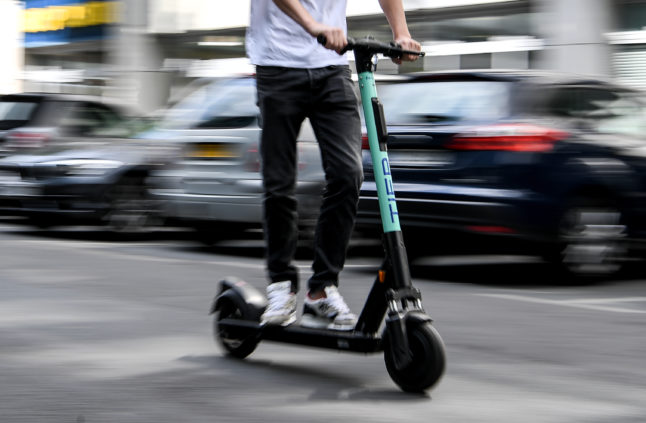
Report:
243,146,261,172
8,132,49,148
297,144,307,171
448,124,568,152
361,134,370,150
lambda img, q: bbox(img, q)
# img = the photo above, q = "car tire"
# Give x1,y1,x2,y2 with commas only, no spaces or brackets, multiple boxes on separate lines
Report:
545,196,627,280
103,177,158,234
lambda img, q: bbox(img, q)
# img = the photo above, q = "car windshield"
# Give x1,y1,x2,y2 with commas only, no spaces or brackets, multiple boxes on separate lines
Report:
377,80,511,124
159,78,258,130
0,100,39,129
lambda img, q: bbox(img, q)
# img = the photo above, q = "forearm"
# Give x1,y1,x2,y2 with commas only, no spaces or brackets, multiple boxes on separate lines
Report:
272,0,347,52
272,0,317,36
378,0,412,40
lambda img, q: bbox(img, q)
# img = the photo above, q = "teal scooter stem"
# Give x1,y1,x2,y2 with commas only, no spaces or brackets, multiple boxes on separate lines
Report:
320,36,426,336
348,36,416,293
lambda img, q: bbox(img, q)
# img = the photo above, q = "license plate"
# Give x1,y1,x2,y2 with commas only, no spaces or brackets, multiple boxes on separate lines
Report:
188,143,237,159
388,150,454,168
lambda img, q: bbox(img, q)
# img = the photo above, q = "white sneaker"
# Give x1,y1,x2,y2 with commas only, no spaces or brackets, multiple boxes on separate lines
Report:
301,286,357,330
260,281,297,326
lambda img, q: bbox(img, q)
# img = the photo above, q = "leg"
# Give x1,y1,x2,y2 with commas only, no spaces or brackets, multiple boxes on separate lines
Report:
256,66,310,292
307,66,363,293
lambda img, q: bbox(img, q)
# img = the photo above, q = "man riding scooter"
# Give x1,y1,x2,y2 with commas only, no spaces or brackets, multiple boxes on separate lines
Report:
247,0,421,330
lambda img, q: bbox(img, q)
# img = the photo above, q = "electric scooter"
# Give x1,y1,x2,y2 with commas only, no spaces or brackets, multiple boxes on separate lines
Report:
210,36,445,393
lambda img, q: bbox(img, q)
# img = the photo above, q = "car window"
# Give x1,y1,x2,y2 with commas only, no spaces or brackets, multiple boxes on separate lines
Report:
546,87,621,117
545,86,646,137
377,80,512,124
589,91,646,138
544,88,579,117
86,104,133,137
0,99,39,130
196,84,258,128
160,78,258,130
59,102,129,137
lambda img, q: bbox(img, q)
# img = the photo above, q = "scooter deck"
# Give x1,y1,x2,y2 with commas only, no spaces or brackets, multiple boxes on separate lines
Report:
217,318,383,353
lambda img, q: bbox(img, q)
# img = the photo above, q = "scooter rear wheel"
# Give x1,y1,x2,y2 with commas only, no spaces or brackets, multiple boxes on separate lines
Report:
214,296,259,359
384,321,445,393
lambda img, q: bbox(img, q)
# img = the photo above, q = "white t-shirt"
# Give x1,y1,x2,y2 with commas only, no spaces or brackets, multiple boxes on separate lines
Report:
246,0,349,68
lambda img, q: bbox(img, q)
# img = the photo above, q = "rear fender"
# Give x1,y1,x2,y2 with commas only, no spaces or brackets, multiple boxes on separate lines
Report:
210,276,267,320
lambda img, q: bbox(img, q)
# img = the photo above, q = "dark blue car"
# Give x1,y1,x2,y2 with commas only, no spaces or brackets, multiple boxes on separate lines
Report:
357,70,646,279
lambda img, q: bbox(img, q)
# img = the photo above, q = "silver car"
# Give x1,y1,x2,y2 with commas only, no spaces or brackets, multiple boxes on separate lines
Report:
148,76,324,244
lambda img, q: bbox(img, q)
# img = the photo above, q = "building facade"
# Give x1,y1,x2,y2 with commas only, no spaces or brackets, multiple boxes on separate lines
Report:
12,0,646,113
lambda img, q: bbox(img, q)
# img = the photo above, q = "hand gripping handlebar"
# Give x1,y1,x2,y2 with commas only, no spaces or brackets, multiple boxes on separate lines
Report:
317,34,424,58
316,35,424,73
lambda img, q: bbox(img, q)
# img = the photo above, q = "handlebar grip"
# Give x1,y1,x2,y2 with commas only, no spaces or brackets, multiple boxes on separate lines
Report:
317,35,424,57
316,34,327,46
317,34,354,55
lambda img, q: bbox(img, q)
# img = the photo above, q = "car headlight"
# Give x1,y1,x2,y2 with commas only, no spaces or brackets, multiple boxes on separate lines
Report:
41,159,125,177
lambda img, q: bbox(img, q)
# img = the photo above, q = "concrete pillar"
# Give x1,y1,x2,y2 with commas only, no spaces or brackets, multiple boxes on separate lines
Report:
492,51,530,70
532,0,614,76
423,55,460,72
108,0,171,115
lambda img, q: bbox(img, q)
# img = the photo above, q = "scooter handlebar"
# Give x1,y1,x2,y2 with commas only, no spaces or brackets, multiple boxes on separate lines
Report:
316,35,424,59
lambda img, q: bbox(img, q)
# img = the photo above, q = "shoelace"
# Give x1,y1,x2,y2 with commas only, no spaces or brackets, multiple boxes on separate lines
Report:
266,290,292,311
325,290,352,316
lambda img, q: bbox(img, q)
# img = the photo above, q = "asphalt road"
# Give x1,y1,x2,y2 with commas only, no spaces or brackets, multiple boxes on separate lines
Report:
1,220,645,423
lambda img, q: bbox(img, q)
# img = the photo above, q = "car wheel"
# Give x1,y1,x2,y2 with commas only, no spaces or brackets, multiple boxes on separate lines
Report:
547,197,627,279
104,177,158,234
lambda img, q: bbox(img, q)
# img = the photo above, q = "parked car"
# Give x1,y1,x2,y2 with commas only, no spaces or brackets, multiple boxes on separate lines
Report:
0,93,143,157
0,93,174,232
146,76,325,244
357,70,646,279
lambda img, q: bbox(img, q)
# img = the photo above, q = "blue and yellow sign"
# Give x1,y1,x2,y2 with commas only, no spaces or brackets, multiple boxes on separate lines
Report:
22,0,118,48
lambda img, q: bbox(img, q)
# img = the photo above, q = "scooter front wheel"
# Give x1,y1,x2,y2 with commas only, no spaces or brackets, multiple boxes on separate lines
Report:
384,321,446,393
214,296,259,359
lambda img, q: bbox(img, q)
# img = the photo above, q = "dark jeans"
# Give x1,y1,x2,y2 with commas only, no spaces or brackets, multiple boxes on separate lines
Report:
256,65,363,293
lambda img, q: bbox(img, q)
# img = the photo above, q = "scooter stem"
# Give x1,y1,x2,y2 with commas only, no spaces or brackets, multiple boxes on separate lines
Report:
318,35,421,289
358,69,413,290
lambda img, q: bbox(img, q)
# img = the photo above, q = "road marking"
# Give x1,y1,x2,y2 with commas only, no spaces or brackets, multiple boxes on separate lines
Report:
11,238,380,271
413,255,542,266
13,239,170,248
10,238,267,269
566,297,646,304
82,247,268,269
477,293,646,314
